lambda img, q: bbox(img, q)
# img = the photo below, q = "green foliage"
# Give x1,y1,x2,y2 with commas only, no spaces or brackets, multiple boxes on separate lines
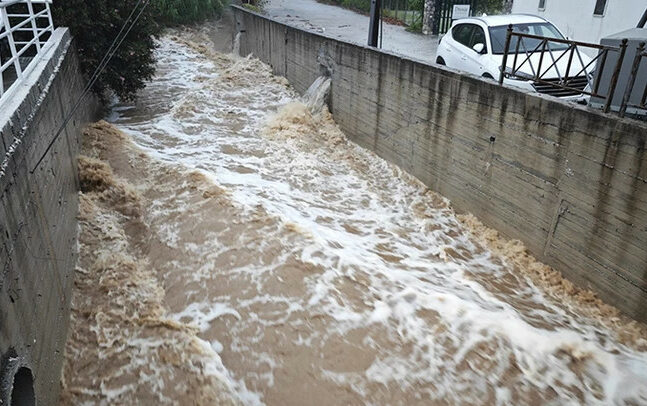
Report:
474,0,507,14
324,0,424,27
52,0,228,102
241,0,267,10
323,0,424,13
156,0,227,25
323,0,507,30
343,0,372,12
408,0,424,12
323,0,506,18
52,0,159,102
241,4,263,13
406,19,422,33
321,0,370,13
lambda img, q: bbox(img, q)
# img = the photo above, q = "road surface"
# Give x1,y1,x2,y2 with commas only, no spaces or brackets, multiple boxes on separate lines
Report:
264,0,439,62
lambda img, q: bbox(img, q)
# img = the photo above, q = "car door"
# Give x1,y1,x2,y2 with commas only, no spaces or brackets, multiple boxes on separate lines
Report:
446,23,474,68
463,24,489,76
450,24,480,74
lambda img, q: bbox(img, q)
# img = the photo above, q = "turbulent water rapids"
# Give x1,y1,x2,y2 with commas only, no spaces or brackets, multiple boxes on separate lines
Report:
60,27,647,406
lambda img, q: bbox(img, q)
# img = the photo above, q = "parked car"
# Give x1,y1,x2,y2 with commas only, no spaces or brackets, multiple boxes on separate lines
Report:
436,14,593,100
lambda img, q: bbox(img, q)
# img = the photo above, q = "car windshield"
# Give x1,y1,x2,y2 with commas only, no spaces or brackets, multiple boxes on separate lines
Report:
489,23,567,55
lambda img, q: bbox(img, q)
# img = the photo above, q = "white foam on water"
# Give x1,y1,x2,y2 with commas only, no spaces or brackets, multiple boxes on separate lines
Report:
105,33,647,405
194,337,265,406
170,302,242,332
233,32,241,56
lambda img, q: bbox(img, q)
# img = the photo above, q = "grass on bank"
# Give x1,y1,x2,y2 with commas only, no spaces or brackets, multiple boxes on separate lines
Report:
157,0,228,25
317,0,424,32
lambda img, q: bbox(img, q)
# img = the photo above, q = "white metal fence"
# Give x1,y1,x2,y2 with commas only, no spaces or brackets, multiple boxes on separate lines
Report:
0,0,54,100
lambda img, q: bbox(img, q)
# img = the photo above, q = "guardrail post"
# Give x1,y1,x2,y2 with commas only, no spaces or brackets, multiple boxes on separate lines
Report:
25,0,40,52
512,34,521,76
368,0,381,47
563,43,575,85
604,38,628,113
0,7,4,95
0,21,3,95
45,1,53,37
2,5,22,77
499,24,513,85
619,42,645,117
535,39,547,81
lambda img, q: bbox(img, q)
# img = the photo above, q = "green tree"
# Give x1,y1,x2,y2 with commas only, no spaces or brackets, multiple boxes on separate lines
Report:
52,0,159,102
157,0,226,25
408,0,424,12
474,0,507,15
53,0,228,102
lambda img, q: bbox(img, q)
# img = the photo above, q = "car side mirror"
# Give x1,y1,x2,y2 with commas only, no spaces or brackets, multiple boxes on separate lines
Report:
472,43,486,54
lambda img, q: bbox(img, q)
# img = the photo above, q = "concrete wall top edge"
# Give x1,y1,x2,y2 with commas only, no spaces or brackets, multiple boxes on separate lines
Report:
0,28,72,187
0,28,71,126
0,23,95,405
231,5,647,137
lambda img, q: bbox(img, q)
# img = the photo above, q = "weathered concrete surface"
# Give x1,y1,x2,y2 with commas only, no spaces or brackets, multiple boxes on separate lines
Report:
232,6,647,323
0,28,98,405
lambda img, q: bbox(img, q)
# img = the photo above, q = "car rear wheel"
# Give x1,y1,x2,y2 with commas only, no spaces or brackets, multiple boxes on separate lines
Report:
482,73,494,79
436,57,446,66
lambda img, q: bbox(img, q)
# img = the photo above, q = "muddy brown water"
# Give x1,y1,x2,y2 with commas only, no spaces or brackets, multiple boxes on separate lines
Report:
60,26,647,406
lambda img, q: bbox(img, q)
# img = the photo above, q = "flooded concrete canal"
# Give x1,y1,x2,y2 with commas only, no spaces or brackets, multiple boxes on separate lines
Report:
59,27,647,405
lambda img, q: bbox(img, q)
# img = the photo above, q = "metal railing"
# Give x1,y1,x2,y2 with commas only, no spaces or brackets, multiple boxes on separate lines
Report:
498,25,628,113
620,42,647,117
382,0,422,28
0,0,54,100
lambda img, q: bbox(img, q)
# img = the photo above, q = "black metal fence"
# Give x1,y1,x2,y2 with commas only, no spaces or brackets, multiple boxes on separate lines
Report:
498,26,636,114
433,0,479,35
382,0,422,28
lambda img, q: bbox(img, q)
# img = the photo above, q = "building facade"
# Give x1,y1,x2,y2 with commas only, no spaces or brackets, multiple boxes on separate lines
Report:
512,0,646,44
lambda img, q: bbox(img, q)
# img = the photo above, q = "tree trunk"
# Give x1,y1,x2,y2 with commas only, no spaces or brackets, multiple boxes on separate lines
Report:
422,0,437,35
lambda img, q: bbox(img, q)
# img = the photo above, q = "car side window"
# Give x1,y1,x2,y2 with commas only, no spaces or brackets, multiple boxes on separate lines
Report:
452,24,474,47
469,26,488,53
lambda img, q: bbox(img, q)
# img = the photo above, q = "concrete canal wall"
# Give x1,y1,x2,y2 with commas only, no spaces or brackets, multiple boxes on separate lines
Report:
232,6,647,323
0,28,97,405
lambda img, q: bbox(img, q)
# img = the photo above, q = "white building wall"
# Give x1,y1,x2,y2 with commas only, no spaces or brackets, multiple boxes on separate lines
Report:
512,0,646,44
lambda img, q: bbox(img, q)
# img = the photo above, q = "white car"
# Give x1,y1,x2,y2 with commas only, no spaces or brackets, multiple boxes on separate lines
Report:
436,14,593,100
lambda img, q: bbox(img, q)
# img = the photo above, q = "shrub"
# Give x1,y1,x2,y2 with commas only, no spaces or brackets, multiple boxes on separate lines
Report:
338,0,371,13
323,0,423,14
475,0,508,14
323,0,507,18
156,0,227,25
240,0,267,12
52,0,159,102
406,19,422,33
241,4,262,13
53,0,228,102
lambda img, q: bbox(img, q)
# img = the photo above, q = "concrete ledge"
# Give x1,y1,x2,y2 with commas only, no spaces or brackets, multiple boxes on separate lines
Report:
231,5,647,323
0,28,98,405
